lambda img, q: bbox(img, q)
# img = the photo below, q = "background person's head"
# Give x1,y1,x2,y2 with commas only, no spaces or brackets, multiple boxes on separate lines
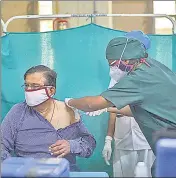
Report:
23,65,57,106
125,30,151,50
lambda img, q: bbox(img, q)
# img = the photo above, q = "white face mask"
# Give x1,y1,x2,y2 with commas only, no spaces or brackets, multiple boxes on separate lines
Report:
25,87,53,107
108,38,129,89
108,66,126,88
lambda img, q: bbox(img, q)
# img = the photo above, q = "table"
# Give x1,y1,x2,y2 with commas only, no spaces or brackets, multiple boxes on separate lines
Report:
70,172,109,177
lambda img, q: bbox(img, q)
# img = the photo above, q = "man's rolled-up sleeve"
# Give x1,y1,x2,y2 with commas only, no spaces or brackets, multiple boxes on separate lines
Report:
68,121,96,158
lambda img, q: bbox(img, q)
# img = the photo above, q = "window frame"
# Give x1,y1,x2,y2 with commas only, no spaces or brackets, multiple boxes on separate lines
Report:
153,0,176,34
38,1,53,32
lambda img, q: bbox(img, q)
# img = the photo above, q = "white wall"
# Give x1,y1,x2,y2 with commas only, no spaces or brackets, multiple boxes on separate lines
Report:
112,0,154,33
58,1,113,28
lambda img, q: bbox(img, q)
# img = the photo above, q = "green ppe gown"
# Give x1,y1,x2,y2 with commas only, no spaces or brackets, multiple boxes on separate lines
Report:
101,58,176,152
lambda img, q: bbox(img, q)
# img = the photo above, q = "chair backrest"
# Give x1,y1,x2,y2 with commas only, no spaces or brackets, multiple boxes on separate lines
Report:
156,137,176,177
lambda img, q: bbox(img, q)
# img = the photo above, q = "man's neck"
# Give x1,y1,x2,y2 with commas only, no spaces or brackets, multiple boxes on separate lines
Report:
33,99,54,114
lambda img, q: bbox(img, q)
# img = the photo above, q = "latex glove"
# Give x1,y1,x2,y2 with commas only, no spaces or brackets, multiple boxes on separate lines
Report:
65,98,73,108
102,136,112,165
65,98,80,120
86,108,108,116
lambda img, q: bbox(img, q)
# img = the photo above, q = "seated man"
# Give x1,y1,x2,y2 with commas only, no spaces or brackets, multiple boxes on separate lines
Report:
1,65,96,171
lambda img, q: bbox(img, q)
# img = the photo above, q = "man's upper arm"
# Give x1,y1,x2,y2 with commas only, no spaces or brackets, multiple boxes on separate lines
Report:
1,104,23,160
68,120,96,157
67,107,80,124
101,75,144,110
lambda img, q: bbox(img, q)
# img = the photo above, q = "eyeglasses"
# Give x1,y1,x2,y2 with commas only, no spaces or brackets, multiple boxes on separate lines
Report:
21,83,49,90
118,61,133,72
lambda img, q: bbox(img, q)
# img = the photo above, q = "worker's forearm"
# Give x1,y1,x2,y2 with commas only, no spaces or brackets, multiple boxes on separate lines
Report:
120,105,133,116
107,107,119,113
107,105,133,117
107,113,116,137
68,96,112,112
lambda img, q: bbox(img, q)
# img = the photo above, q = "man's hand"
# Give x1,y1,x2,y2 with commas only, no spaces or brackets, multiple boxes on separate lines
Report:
49,140,70,158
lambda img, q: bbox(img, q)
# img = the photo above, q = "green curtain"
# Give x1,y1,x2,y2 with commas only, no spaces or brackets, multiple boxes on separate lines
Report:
1,24,175,176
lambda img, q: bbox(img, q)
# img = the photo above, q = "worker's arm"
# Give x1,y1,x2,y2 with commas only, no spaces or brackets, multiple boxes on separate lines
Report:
67,96,113,112
102,113,116,165
67,76,143,113
107,105,133,117
107,113,116,137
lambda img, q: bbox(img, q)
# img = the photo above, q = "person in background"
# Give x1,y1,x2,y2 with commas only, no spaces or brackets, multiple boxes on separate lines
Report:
102,31,155,177
1,65,96,171
102,32,155,176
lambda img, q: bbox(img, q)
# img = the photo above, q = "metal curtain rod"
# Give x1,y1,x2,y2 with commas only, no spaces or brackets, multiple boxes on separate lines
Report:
2,13,176,33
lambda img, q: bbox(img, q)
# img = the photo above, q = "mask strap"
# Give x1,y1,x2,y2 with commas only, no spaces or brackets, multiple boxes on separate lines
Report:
110,60,117,66
129,58,151,72
118,38,129,68
44,88,51,98
140,58,151,67
44,86,55,98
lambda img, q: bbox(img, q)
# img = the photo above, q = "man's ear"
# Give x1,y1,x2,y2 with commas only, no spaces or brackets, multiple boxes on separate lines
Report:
51,87,56,95
125,60,130,64
48,87,56,96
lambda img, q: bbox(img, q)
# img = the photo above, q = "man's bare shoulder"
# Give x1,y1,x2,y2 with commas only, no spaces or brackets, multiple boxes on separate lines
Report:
54,100,67,108
54,100,80,123
54,100,73,111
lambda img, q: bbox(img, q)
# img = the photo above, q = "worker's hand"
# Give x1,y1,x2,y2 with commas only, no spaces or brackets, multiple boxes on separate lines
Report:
102,136,112,165
65,98,73,108
86,108,108,116
65,98,80,120
49,140,70,158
